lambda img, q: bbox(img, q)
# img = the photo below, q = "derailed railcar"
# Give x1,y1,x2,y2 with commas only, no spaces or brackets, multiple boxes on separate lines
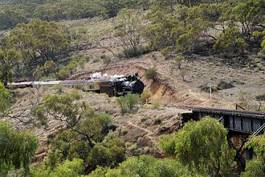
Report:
8,74,145,97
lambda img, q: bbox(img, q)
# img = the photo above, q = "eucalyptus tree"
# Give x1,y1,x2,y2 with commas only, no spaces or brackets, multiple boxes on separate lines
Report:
0,48,21,86
242,136,265,177
0,82,11,114
2,19,70,76
0,122,38,176
160,118,235,177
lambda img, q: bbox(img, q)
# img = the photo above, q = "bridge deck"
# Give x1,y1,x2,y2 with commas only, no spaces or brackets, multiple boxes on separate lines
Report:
185,107,265,135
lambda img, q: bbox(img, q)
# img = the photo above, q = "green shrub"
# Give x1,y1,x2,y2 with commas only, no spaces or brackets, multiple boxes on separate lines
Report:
122,46,150,58
241,159,265,177
57,60,78,79
161,118,235,176
242,136,265,177
33,60,57,80
51,159,84,177
88,134,125,169
88,167,109,177
0,121,38,176
88,155,194,177
214,26,247,57
152,102,160,110
33,0,102,21
160,133,177,156
140,90,151,104
160,47,174,58
256,94,265,101
0,83,11,113
117,93,140,113
0,7,27,30
32,159,84,177
57,56,88,80
144,68,158,80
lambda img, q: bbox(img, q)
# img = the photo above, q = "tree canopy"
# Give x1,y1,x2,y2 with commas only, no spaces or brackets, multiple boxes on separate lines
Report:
1,19,70,79
160,118,235,177
242,136,265,177
88,155,198,177
0,121,38,176
33,92,125,173
0,48,21,85
0,82,11,113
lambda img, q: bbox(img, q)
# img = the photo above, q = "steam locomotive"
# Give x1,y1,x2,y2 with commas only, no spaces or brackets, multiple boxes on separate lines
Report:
8,73,145,97
110,73,145,96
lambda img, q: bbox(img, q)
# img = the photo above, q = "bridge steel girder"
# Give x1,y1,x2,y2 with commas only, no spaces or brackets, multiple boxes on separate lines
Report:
189,108,265,136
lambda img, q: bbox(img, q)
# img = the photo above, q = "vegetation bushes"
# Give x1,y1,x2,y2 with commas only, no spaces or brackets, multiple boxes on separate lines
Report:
256,93,265,101
0,82,11,113
1,19,70,80
255,30,265,53
81,117,241,176
159,133,177,156
0,7,27,30
115,9,147,58
144,4,220,53
214,26,247,57
242,136,265,177
117,93,140,113
33,0,102,21
56,56,88,79
144,9,180,51
0,49,21,86
0,0,147,26
87,134,126,170
31,158,85,177
33,55,88,80
88,155,193,177
140,90,151,104
57,58,81,80
262,36,265,52
50,159,84,177
241,159,264,177
0,121,38,176
33,60,57,80
3,19,70,63
160,118,235,176
151,102,161,110
121,46,150,58
232,0,265,37
1,0,264,62
100,0,147,18
143,0,265,59
33,93,125,173
144,68,158,80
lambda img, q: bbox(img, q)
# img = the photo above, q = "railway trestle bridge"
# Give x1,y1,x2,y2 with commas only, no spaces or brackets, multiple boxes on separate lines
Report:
183,107,265,136
182,107,265,169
